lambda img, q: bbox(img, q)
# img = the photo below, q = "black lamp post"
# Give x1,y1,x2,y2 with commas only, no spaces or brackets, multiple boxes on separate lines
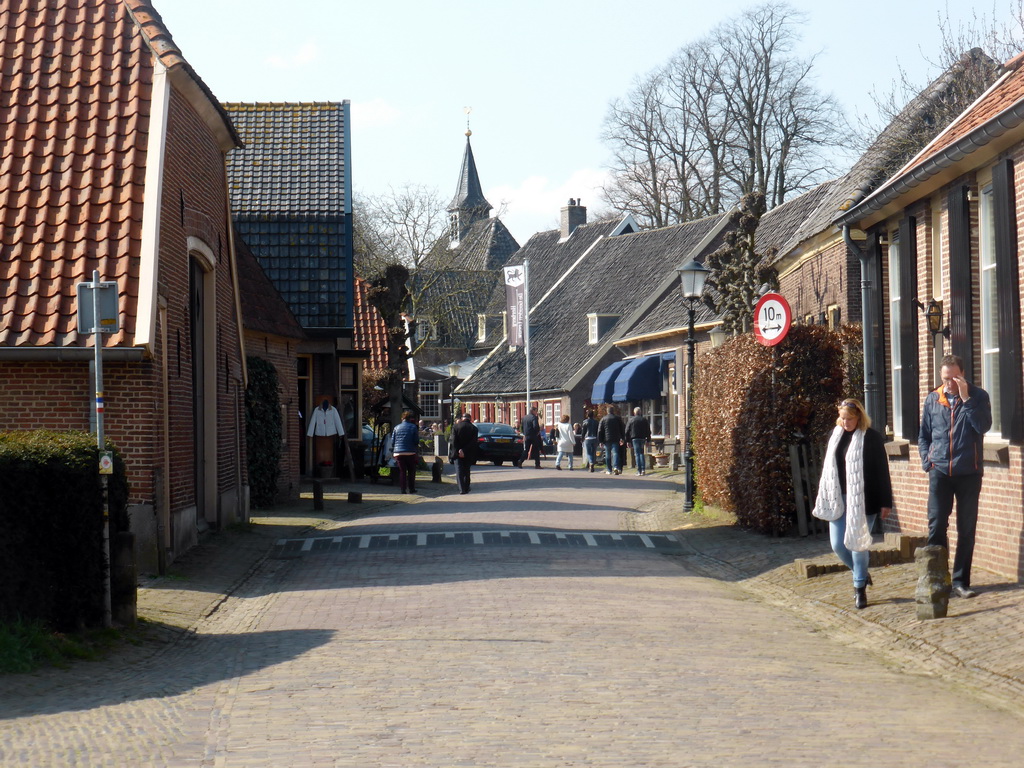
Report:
677,259,710,513
447,362,461,422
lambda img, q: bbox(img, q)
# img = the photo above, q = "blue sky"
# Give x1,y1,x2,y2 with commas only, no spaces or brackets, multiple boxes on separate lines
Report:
158,0,1022,241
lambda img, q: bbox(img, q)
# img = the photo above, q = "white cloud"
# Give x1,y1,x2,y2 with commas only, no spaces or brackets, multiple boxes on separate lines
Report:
265,40,320,69
488,168,612,240
351,98,402,129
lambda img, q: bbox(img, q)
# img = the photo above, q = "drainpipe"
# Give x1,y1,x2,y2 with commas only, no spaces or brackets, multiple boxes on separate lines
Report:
843,225,883,430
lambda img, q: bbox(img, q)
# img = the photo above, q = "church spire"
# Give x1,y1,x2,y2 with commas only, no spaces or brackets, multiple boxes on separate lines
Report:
447,121,492,246
448,132,492,216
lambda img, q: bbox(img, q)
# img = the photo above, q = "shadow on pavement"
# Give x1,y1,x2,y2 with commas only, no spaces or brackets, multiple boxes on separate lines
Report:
0,624,335,719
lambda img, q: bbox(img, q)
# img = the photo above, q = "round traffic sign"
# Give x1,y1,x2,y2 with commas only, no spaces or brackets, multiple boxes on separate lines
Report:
753,292,792,346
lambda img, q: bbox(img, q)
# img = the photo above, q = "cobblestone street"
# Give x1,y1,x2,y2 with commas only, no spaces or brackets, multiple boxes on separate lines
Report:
3,466,1024,767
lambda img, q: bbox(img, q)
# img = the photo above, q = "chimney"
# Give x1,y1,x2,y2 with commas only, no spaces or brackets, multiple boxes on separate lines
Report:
559,198,587,240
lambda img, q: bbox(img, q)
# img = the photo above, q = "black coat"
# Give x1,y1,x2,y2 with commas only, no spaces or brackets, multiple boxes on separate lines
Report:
449,420,479,463
597,414,624,443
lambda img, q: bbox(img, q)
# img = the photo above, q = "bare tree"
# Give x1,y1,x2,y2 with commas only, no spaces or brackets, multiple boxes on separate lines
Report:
856,2,1024,159
355,184,500,361
600,2,844,228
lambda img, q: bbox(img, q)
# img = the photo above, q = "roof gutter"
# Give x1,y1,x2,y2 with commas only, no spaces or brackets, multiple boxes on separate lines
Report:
0,347,147,362
836,96,1024,228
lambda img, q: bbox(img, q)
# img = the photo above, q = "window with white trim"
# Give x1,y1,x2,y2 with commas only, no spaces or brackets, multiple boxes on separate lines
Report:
419,380,440,419
979,182,1002,435
588,314,599,344
477,314,487,343
888,233,903,437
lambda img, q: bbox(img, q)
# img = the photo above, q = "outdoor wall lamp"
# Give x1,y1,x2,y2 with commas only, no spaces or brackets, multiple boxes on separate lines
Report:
926,298,950,338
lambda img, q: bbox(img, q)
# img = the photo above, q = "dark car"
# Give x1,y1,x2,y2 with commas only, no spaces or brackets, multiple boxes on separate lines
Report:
474,422,524,466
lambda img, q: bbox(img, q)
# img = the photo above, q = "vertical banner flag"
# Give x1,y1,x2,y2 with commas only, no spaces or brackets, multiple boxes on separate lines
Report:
503,264,526,347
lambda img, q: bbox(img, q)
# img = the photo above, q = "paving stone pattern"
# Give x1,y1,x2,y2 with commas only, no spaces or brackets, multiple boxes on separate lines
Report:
3,466,1024,767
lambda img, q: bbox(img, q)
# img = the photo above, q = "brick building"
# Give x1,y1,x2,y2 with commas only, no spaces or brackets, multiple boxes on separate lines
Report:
0,0,248,570
837,52,1024,582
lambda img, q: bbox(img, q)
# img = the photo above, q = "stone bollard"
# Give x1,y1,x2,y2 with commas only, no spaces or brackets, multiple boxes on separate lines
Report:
312,480,324,511
915,544,951,620
432,457,444,483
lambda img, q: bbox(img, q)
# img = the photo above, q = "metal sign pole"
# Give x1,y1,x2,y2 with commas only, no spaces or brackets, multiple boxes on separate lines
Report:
92,269,112,628
524,258,531,411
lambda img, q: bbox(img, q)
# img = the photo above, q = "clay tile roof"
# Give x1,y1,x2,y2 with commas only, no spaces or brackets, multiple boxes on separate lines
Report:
352,278,389,370
0,0,153,349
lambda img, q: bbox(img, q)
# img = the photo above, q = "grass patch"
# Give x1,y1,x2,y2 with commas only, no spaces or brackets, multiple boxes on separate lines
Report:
0,618,128,674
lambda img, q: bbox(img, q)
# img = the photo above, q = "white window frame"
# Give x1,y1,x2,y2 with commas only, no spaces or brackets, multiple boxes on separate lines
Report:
978,181,1003,437
587,314,599,345
888,233,903,438
419,380,441,419
477,314,487,343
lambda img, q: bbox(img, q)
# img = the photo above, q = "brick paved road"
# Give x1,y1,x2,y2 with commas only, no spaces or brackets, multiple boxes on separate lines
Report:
3,466,1024,767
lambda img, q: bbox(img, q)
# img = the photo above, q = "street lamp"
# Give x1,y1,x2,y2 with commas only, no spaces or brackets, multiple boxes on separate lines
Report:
447,362,461,421
677,259,710,513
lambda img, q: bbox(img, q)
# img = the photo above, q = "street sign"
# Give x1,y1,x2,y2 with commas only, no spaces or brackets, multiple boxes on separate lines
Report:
76,281,120,334
99,450,114,475
753,292,792,347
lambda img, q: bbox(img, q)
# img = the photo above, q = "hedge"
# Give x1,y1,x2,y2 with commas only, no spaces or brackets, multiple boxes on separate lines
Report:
0,431,129,630
692,324,847,535
245,356,282,508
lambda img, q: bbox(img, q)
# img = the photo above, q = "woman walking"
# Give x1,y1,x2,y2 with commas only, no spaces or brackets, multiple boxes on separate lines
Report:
554,414,577,470
812,398,892,609
391,410,420,494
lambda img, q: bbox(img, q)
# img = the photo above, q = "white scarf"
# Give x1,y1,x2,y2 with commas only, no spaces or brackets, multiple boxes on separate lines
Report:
812,426,872,552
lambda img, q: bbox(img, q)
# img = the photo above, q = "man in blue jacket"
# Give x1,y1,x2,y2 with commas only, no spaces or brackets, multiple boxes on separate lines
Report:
919,354,992,598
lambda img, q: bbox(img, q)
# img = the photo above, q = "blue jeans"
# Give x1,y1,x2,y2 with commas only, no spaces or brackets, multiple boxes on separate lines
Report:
830,510,877,588
556,451,573,469
927,471,982,588
604,442,620,472
584,438,598,467
631,439,646,473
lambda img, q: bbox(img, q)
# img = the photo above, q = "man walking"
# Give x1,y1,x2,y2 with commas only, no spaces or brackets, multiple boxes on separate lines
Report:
449,412,479,494
597,406,625,475
624,407,652,476
520,406,543,469
919,354,992,598
580,410,600,472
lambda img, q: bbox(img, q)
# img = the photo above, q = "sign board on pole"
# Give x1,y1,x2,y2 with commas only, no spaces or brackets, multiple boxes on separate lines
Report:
753,292,792,347
76,282,120,334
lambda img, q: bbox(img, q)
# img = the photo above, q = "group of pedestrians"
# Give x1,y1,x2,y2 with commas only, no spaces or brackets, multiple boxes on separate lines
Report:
814,354,992,610
518,405,653,475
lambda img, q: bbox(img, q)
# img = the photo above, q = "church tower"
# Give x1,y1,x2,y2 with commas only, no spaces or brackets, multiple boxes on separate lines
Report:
447,130,492,247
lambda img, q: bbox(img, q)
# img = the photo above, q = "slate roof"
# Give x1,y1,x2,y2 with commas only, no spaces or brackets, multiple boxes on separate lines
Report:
352,277,389,370
448,135,491,214
236,233,305,341
429,216,520,273
482,218,622,317
224,102,353,329
459,213,729,396
0,0,233,350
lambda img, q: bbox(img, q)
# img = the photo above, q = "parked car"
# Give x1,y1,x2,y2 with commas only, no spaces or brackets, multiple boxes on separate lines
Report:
474,422,524,466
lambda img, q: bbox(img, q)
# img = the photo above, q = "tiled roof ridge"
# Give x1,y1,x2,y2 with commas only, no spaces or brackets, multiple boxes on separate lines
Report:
123,0,240,147
222,101,348,110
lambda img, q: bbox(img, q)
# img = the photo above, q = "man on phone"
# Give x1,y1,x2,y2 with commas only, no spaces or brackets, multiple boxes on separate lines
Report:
919,354,992,598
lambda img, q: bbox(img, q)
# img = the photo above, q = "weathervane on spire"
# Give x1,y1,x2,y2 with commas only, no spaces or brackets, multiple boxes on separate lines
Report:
464,106,472,137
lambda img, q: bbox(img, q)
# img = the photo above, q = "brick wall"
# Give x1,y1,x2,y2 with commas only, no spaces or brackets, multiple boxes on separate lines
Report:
778,239,860,325
156,88,246,523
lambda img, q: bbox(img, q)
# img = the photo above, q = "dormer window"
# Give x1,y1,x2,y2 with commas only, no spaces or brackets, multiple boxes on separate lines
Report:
587,313,620,345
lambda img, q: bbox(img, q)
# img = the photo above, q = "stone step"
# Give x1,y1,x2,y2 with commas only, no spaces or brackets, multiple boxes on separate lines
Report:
794,531,929,579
